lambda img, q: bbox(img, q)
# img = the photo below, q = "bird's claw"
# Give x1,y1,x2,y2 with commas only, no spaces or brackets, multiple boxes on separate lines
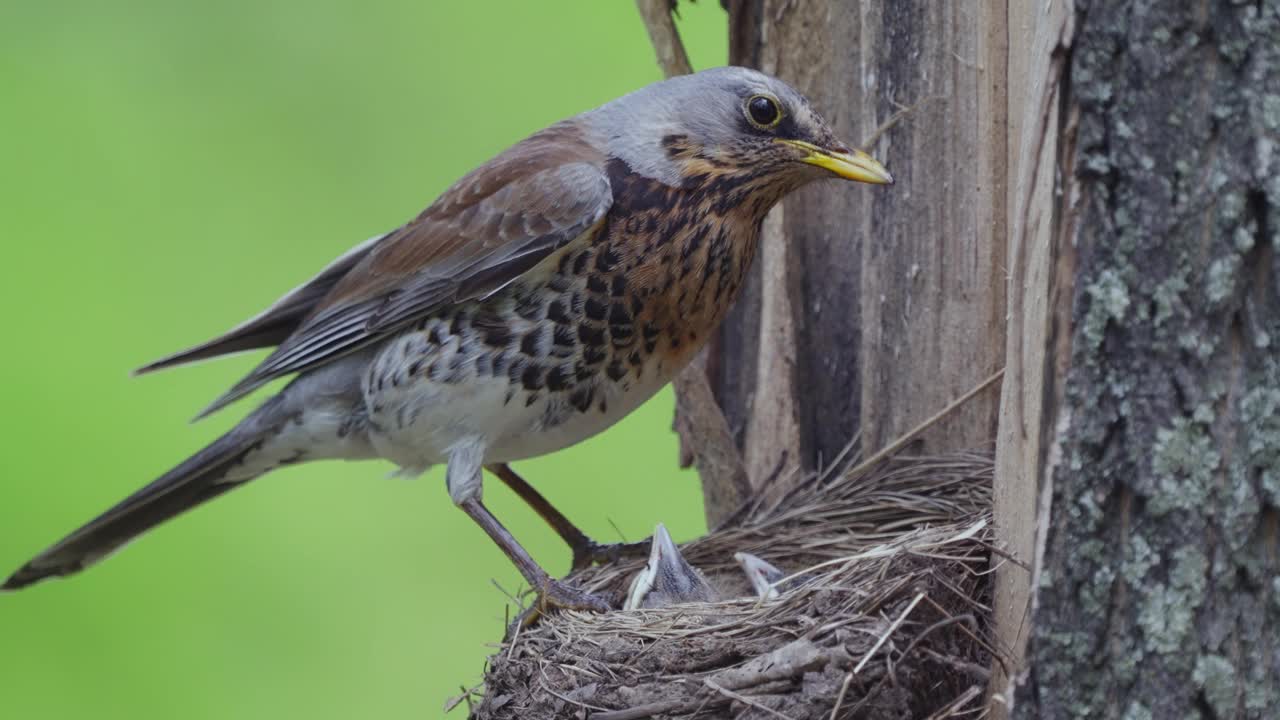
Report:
518,578,613,627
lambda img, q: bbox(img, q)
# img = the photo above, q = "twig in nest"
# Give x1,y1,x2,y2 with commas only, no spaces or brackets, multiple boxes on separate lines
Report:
606,516,629,543
921,648,992,683
921,594,1006,672
704,678,795,720
972,537,1032,571
538,681,610,713
854,592,924,674
844,369,1003,481
896,614,978,665
505,609,525,661
818,431,863,486
709,638,828,690
594,697,708,720
489,579,526,610
828,672,854,720
443,684,482,714
923,684,984,719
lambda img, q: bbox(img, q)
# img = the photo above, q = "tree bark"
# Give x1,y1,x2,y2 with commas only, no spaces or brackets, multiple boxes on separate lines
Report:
1013,2,1280,716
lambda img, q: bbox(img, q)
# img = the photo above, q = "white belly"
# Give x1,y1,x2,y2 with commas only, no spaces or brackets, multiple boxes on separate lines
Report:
361,334,673,472
486,370,669,461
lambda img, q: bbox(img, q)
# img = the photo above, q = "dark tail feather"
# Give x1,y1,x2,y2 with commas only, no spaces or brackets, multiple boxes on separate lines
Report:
2,400,283,591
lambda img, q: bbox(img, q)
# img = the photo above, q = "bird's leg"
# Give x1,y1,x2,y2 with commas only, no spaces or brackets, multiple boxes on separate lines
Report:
456,498,611,620
486,462,648,571
486,462,591,566
448,442,610,619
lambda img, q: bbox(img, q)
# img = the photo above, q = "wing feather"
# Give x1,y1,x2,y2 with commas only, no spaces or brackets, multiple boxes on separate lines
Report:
194,124,612,418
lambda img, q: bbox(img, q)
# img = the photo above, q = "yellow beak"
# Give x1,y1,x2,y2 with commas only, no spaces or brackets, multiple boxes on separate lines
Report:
778,139,894,185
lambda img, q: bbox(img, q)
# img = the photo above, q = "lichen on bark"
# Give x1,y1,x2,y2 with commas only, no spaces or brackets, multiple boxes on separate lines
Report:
1017,1,1280,718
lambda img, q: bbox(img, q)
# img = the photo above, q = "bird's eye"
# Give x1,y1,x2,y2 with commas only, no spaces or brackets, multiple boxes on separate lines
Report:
745,95,782,129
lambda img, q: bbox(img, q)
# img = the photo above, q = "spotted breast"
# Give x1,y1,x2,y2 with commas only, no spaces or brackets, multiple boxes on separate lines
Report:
362,158,770,472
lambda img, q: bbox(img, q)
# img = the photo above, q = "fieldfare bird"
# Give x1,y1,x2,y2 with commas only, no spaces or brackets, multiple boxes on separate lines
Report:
4,67,891,613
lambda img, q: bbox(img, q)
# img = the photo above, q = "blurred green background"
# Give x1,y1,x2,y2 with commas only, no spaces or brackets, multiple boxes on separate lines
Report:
0,2,725,717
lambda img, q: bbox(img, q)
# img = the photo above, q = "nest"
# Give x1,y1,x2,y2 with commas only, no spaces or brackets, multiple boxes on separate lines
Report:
464,451,1000,719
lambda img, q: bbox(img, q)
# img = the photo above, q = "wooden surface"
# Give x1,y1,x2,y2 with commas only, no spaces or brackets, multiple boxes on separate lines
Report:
989,0,1075,714
714,0,1008,489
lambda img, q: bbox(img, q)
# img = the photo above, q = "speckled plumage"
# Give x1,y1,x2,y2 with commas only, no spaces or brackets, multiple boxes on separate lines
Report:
364,152,774,473
4,67,890,603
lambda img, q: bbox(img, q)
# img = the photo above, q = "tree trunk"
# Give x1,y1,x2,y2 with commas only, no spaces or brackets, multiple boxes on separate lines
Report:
675,0,1279,717
1012,1,1280,716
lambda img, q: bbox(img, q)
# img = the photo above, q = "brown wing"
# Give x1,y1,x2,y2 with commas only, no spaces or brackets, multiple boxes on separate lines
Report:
194,123,612,418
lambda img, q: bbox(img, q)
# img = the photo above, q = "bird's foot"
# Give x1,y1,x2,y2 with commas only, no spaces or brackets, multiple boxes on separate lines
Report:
570,538,652,571
519,577,613,627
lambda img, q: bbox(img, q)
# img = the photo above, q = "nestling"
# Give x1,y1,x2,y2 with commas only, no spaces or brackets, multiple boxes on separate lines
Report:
624,523,718,609
4,67,891,613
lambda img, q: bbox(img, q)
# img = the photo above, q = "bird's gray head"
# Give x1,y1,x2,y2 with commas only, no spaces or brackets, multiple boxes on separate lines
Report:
586,66,892,191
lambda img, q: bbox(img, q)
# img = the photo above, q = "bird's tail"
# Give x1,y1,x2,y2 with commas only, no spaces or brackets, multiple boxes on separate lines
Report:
3,363,372,591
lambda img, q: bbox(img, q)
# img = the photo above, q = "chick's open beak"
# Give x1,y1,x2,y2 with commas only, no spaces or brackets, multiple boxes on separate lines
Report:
778,139,894,185
624,523,716,610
